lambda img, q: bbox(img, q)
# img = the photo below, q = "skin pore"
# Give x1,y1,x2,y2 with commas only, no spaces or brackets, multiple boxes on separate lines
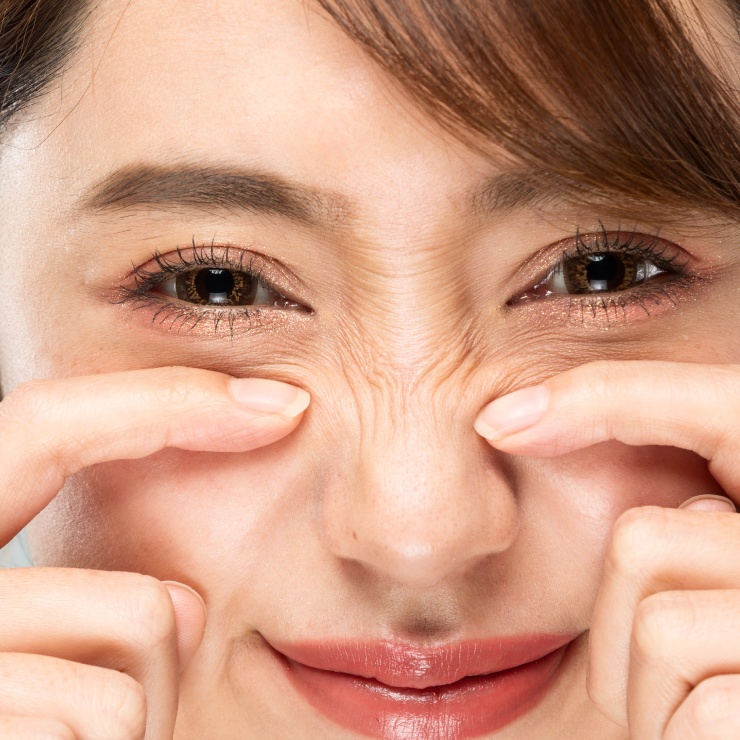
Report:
0,0,739,736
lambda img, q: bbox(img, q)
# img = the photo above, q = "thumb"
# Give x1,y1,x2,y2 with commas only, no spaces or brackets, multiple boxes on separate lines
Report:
163,581,207,672
678,494,737,513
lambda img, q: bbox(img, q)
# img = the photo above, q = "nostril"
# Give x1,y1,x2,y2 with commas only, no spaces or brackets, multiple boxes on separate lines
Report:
333,520,515,590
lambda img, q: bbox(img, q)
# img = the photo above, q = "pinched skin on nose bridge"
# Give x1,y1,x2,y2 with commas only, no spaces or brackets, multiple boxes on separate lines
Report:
338,328,485,409
336,266,487,388
339,368,478,440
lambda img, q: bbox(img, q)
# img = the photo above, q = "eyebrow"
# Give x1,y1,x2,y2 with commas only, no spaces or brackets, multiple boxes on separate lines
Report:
76,163,349,225
469,171,568,214
76,162,569,225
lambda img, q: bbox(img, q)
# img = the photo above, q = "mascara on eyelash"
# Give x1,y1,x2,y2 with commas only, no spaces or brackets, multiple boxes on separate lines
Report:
535,227,687,290
132,240,262,290
506,225,701,324
566,225,686,269
107,240,308,339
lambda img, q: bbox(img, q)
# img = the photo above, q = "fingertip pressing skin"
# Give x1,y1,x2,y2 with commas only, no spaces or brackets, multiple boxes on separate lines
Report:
473,362,740,475
0,368,312,545
162,581,207,673
227,377,311,417
473,384,550,441
678,494,737,512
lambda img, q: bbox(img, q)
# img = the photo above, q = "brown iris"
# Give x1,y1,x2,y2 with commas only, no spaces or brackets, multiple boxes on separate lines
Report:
174,268,258,305
563,252,638,293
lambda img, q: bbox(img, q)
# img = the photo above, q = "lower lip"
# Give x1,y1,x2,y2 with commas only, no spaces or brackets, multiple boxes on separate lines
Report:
277,643,569,739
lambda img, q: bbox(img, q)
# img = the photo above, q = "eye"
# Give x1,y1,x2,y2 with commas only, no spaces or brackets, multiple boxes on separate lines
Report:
154,266,292,307
506,228,703,325
111,242,310,339
510,228,689,304
536,250,666,296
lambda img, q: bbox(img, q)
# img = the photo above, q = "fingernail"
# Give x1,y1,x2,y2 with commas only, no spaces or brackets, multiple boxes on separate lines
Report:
474,385,550,441
162,581,207,673
228,378,310,417
678,494,737,513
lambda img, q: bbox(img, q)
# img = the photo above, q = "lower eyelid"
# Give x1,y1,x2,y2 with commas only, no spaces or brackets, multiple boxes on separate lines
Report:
111,291,310,340
506,273,702,328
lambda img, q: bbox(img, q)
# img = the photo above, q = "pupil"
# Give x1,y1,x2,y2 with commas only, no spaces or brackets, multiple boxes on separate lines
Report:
586,253,625,291
195,268,234,304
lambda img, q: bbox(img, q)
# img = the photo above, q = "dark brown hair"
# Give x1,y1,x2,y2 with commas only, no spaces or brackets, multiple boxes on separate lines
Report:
0,0,91,130
2,0,740,221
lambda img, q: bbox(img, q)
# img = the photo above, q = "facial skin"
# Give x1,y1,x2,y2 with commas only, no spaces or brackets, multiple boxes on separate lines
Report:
0,0,737,736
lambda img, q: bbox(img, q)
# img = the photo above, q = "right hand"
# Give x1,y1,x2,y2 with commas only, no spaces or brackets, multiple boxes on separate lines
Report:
0,366,310,739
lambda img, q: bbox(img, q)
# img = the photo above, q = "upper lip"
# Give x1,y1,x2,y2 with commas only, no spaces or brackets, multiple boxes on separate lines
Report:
269,634,576,690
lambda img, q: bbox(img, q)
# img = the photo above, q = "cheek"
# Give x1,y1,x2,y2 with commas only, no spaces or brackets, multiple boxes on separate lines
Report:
26,436,315,584
515,441,720,609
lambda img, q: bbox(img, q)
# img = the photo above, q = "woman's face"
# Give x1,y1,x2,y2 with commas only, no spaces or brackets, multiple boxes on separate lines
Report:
0,0,734,736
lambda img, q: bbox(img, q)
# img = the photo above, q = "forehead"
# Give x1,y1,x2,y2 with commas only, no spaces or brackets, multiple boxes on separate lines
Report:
9,0,734,232
17,0,492,215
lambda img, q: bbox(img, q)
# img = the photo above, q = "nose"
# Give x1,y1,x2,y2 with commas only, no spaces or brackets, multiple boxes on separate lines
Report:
319,387,519,588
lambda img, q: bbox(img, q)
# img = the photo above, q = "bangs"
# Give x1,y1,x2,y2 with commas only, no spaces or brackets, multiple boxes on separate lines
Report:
318,0,740,219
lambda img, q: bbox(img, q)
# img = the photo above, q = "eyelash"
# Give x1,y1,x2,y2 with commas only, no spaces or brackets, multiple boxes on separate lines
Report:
111,239,303,338
508,225,699,323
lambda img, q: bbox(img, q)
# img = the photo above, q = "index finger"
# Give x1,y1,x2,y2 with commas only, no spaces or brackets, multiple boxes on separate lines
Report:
474,360,740,497
0,366,309,545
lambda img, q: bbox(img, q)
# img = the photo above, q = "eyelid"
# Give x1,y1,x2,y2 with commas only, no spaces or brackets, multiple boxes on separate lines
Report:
107,241,316,340
124,242,311,309
498,227,717,328
505,228,695,304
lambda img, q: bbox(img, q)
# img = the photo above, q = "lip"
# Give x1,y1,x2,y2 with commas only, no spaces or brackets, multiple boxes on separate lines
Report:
268,634,576,739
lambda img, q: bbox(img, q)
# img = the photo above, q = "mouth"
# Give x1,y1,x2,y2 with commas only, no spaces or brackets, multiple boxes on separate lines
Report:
267,634,577,739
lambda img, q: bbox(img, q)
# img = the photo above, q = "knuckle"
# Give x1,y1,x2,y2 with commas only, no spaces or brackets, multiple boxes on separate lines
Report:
684,676,740,732
147,366,206,408
708,365,740,448
632,591,695,663
122,573,176,652
0,380,79,475
97,670,147,739
705,363,740,391
0,378,55,425
606,506,671,577
577,360,618,401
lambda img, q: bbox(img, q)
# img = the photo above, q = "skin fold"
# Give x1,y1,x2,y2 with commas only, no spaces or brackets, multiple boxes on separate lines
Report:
0,0,739,737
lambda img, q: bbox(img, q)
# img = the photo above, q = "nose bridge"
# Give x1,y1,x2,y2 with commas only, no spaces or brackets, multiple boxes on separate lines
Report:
320,373,519,588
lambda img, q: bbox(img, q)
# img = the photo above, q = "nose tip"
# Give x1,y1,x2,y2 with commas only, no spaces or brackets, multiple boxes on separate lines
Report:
320,428,519,588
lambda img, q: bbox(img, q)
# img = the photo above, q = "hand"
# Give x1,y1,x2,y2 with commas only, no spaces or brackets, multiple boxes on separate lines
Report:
0,366,309,739
474,360,740,739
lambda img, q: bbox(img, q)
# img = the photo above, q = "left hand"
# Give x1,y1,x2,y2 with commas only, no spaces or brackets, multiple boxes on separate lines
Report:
474,360,740,740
